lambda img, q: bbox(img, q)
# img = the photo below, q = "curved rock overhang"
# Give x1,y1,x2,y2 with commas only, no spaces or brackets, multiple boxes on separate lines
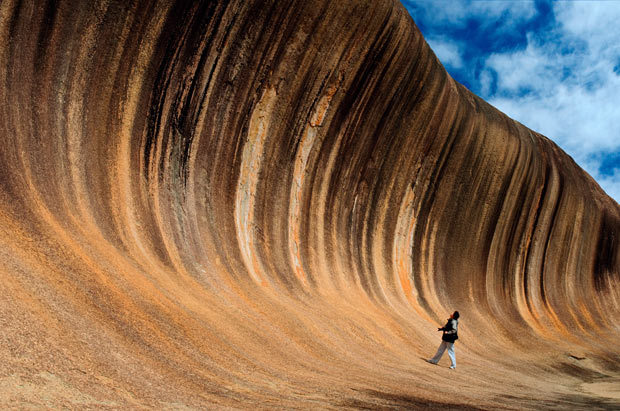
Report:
0,0,619,408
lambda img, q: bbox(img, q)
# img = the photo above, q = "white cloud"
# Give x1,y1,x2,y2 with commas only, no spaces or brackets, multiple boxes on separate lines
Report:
479,69,494,96
406,0,536,28
405,1,470,26
485,41,552,92
467,1,536,21
427,37,463,68
480,2,620,203
581,156,620,202
556,2,620,45
407,0,620,203
596,171,620,203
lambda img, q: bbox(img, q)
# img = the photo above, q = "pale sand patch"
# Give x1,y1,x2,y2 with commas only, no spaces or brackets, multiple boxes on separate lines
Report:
581,379,620,400
0,373,118,407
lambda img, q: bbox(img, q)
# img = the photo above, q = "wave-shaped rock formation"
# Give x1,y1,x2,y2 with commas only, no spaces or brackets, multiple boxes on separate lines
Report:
1,0,619,408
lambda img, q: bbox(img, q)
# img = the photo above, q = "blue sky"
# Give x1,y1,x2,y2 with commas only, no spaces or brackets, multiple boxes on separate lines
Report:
404,0,620,203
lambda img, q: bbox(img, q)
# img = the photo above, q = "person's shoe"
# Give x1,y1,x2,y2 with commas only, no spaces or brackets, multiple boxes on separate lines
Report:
426,359,436,364
449,366,456,369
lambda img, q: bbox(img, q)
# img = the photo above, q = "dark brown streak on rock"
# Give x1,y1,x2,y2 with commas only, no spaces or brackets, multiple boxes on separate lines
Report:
143,2,198,181
540,159,565,312
34,0,59,75
173,2,225,187
594,210,620,292
523,152,551,317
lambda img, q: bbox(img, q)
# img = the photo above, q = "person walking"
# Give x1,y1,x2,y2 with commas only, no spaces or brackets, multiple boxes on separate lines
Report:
427,311,459,369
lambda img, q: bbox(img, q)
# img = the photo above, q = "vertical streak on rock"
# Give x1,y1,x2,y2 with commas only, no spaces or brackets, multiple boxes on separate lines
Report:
116,4,170,268
392,187,432,321
510,131,544,331
413,78,462,319
525,152,564,332
288,86,337,286
235,86,277,286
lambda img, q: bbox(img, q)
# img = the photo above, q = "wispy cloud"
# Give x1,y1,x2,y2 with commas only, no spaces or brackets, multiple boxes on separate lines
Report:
426,37,463,69
405,0,620,203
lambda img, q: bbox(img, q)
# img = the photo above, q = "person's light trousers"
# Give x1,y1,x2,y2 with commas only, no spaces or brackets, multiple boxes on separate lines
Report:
430,341,455,367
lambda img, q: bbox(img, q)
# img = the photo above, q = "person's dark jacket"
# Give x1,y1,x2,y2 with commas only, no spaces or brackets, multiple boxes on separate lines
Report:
439,318,458,343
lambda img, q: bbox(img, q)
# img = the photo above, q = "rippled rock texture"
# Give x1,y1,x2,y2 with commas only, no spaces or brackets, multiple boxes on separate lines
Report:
1,0,619,408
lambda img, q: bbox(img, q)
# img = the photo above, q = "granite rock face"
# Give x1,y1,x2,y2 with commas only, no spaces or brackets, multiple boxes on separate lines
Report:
1,0,619,408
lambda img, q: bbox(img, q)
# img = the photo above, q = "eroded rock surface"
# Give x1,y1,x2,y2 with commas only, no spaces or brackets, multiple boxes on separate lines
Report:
1,0,619,408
